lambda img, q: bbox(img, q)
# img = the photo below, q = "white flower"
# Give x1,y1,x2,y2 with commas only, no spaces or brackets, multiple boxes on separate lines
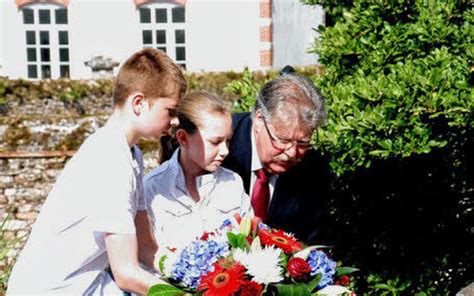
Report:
233,247,283,284
155,249,180,277
294,245,329,260
316,285,350,296
207,231,229,244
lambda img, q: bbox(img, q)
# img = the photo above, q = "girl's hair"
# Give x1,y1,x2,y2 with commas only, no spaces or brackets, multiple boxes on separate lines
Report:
177,91,230,134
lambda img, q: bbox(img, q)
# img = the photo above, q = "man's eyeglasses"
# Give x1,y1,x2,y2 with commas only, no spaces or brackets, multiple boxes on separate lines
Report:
261,115,313,151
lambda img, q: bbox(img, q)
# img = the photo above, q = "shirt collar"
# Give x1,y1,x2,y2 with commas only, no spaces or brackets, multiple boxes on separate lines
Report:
170,148,187,195
170,148,218,206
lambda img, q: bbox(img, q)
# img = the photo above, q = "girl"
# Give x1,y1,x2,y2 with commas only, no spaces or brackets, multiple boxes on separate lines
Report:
143,91,252,264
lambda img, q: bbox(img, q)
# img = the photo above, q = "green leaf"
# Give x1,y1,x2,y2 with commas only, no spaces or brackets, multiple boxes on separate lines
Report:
226,232,247,249
158,255,167,274
336,266,359,276
275,283,312,296
227,232,239,247
308,273,322,292
374,283,391,290
147,284,184,296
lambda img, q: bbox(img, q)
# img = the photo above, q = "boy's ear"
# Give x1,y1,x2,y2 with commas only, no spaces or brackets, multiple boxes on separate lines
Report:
176,129,188,148
131,93,146,116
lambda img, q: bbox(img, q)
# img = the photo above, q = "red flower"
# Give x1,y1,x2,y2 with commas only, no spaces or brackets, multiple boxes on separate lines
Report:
258,229,303,253
233,213,242,224
246,235,254,245
286,257,311,280
334,275,351,286
200,231,215,241
234,213,261,234
251,216,261,233
198,260,245,296
239,280,263,296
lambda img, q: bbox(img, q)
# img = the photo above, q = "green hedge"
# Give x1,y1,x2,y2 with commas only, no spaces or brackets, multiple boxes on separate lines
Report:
308,0,473,175
309,1,472,294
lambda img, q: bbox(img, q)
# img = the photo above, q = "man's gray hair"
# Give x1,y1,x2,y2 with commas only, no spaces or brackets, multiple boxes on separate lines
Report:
253,74,326,130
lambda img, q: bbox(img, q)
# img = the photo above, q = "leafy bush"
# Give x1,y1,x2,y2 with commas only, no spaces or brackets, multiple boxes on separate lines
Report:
224,69,264,112
304,1,473,294
308,0,473,175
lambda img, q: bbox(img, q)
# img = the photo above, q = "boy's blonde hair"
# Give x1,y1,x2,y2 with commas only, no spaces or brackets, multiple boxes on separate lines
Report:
113,48,187,107
177,91,230,134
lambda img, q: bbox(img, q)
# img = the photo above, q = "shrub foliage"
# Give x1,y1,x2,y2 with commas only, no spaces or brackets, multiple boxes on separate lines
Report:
304,0,473,293
308,0,473,175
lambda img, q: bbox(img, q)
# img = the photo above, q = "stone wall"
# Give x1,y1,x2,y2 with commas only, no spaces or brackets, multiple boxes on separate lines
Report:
1,155,67,268
3,94,113,118
0,79,115,118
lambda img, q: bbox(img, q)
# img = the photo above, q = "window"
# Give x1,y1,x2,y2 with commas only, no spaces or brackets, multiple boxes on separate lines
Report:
40,48,50,62
175,30,185,44
23,9,34,24
41,65,51,79
55,9,68,24
59,48,69,62
27,48,37,62
22,4,70,79
156,30,166,44
139,8,151,23
138,3,186,68
28,65,38,78
40,31,49,45
58,31,68,45
39,9,51,24
155,9,167,23
172,7,185,23
60,65,70,78
142,30,152,44
26,31,36,45
176,47,185,62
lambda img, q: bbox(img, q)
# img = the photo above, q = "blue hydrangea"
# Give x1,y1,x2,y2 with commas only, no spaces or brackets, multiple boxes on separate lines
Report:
306,249,337,289
171,239,230,289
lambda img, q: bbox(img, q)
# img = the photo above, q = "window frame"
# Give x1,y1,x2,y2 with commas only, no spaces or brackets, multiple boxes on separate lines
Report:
21,3,70,79
138,2,186,68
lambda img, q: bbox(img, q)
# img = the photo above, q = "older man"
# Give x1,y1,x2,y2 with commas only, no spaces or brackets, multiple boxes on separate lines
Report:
222,72,330,244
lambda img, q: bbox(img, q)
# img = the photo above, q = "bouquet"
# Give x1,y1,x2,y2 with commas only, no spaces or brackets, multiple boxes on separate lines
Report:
148,215,357,296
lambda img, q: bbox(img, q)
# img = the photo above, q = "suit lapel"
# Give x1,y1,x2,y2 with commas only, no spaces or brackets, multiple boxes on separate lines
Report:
226,113,253,194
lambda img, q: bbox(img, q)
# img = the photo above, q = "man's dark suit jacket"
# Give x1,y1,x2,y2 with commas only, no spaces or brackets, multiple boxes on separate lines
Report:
222,112,331,245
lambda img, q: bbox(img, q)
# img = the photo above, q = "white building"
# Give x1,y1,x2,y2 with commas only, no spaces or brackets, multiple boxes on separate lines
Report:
0,0,324,79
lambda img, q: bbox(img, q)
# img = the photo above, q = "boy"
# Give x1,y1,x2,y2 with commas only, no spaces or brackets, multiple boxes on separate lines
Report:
7,48,186,295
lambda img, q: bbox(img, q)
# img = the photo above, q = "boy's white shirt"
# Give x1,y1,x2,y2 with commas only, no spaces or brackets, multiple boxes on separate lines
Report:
144,148,252,253
7,119,145,294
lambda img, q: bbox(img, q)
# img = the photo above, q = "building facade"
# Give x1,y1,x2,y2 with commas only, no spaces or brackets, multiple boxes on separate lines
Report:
0,0,324,79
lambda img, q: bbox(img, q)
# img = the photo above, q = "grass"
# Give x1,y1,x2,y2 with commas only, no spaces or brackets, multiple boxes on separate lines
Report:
0,210,25,294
